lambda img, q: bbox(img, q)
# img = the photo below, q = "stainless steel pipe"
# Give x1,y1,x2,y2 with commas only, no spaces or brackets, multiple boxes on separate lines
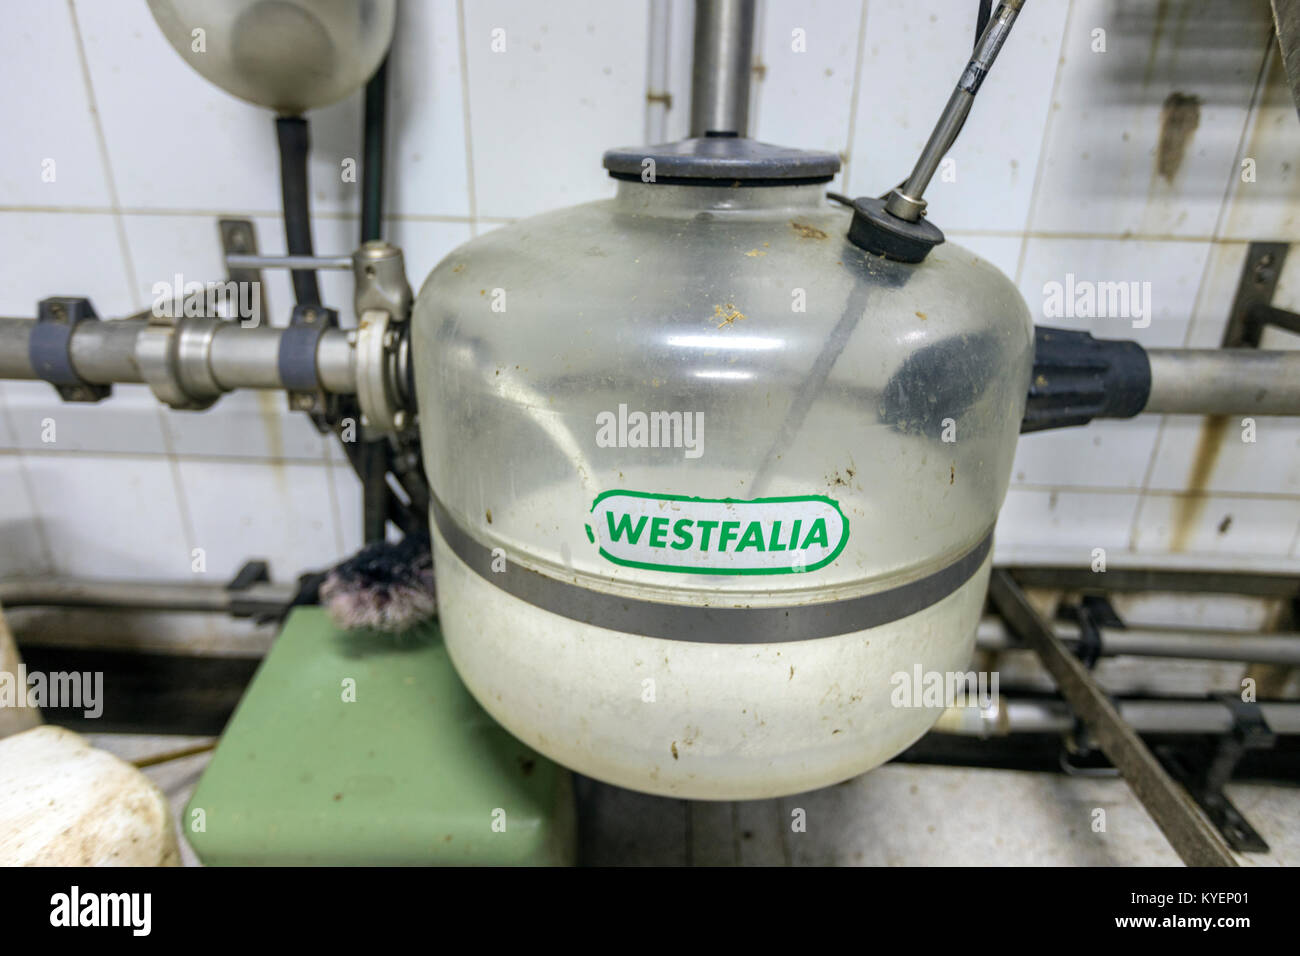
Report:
225,253,353,271
0,316,356,398
0,577,296,615
934,697,1300,737
690,0,756,136
1145,348,1300,416
977,617,1300,666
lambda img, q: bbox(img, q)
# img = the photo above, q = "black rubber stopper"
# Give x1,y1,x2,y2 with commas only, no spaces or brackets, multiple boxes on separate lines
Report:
847,196,945,263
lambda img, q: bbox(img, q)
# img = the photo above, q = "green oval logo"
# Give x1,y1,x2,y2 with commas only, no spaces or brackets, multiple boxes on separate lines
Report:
585,490,850,576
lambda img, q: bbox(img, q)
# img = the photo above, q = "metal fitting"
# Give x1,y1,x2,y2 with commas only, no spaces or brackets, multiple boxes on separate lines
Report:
136,316,223,411
354,308,407,434
353,240,413,323
883,188,927,222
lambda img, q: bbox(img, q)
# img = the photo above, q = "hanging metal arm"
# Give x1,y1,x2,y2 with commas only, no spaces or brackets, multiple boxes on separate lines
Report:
689,0,756,137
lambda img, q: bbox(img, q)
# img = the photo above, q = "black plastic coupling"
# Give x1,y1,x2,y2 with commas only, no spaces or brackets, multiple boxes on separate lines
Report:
1021,326,1151,433
30,297,111,403
846,196,944,263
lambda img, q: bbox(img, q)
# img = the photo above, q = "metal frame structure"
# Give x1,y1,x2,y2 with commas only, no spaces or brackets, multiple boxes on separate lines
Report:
985,562,1299,866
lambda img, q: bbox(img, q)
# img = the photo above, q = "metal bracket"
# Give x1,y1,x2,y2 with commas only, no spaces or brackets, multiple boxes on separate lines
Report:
30,297,111,403
353,241,413,322
1056,597,1124,776
1057,594,1124,669
280,303,339,433
1224,242,1290,348
988,569,1239,866
224,559,279,621
219,219,269,329
1157,695,1277,853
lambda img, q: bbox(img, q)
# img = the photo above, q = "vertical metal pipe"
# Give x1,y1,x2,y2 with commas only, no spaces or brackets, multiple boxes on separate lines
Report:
690,0,756,137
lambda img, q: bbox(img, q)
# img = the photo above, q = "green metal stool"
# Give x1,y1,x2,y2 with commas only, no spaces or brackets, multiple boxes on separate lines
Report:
185,608,574,865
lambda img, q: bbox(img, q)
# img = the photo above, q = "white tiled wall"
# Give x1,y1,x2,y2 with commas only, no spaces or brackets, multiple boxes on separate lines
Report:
2,0,1300,585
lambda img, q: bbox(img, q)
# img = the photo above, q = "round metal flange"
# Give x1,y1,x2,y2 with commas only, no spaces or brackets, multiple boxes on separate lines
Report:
354,308,399,433
136,318,221,411
174,319,224,403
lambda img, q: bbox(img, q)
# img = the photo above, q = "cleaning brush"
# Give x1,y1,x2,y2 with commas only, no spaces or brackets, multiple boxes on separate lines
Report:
317,531,436,633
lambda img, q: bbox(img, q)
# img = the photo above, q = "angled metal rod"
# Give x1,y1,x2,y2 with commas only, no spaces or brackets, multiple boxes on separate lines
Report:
987,569,1238,867
885,0,1026,221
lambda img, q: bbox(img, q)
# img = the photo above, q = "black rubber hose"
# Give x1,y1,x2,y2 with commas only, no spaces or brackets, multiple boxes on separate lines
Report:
358,55,398,543
275,116,322,306
361,56,389,243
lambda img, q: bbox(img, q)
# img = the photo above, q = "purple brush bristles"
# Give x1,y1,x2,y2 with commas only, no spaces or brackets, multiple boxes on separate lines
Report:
319,531,436,633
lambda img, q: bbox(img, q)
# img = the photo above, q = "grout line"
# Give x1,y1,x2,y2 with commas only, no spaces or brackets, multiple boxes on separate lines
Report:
0,384,53,570
0,204,1278,246
322,453,349,557
1,203,1267,245
946,229,1241,244
1011,0,1075,287
73,1,205,570
748,0,766,136
1287,516,1300,558
1009,481,1300,503
0,445,340,466
0,205,505,225
643,2,656,144
840,0,870,196
162,443,200,565
1209,26,1275,244
11,451,57,573
455,0,479,236
66,1,139,300
4,452,1300,504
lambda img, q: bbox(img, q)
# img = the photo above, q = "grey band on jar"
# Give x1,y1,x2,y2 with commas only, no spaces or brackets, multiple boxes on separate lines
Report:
430,496,993,645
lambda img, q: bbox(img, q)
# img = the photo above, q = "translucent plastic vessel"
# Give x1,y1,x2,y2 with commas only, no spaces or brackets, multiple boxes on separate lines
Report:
148,0,395,113
412,138,1033,799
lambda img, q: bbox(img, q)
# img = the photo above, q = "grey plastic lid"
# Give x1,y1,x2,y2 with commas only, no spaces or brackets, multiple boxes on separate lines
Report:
603,135,841,186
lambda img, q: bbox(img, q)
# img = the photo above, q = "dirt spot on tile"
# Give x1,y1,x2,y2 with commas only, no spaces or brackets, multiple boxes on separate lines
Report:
1156,92,1201,183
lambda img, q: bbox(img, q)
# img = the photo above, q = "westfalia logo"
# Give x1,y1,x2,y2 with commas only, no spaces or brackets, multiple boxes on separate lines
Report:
585,490,849,575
